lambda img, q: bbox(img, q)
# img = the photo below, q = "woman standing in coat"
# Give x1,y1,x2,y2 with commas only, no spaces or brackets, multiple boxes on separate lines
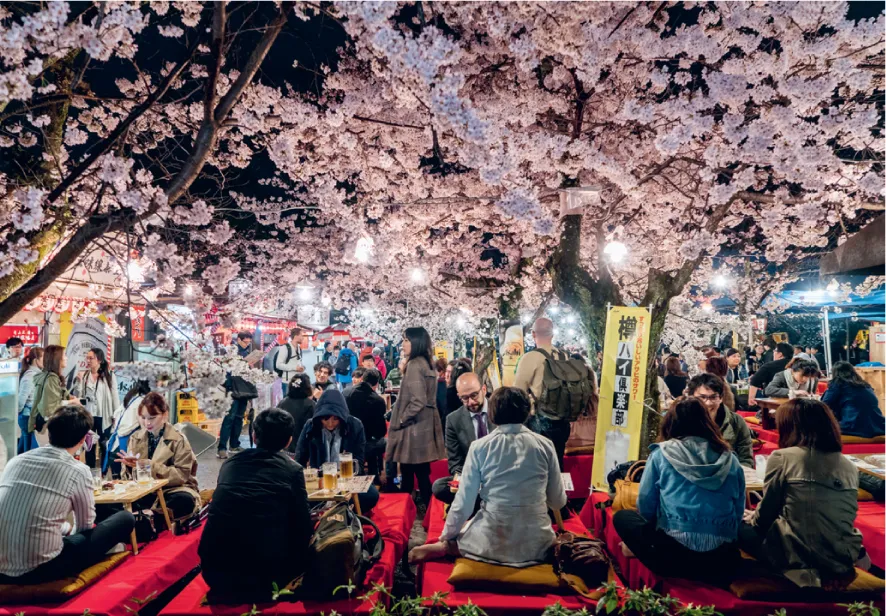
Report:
278,373,315,453
74,348,123,468
17,347,43,453
29,345,78,436
386,327,445,505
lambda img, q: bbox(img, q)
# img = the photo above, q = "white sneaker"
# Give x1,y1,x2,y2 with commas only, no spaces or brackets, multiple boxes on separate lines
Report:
216,450,228,459
106,543,126,554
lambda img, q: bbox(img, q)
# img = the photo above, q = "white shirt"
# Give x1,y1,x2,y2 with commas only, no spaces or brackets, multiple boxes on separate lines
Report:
441,424,566,567
0,447,95,577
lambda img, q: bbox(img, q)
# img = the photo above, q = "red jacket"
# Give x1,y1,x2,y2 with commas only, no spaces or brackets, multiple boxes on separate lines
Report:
374,355,388,380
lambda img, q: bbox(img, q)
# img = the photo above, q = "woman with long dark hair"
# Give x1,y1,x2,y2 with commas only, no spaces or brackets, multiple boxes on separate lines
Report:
613,397,745,584
739,399,863,588
106,379,152,476
277,372,315,452
17,346,44,453
663,355,688,398
74,347,122,468
30,345,77,436
386,327,445,506
821,361,885,438
446,357,474,417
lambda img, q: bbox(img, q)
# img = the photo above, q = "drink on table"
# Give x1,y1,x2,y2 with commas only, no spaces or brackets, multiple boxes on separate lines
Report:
92,469,102,496
322,462,338,493
340,452,354,479
136,460,153,485
304,467,319,491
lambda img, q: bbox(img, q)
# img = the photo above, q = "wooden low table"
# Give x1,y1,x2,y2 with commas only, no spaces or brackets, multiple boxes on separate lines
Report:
847,455,886,480
94,479,172,554
753,397,788,429
306,475,374,515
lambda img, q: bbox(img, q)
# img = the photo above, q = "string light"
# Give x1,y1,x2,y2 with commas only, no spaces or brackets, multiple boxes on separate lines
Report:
320,295,331,307
298,287,312,301
603,241,628,263
410,268,426,284
549,305,559,315
566,314,576,323
702,302,714,312
183,285,193,297
713,274,729,288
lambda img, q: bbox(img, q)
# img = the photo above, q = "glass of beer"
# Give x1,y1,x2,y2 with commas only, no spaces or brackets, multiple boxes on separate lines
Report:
321,462,338,493
136,460,153,485
304,467,319,491
340,453,354,479
92,469,103,496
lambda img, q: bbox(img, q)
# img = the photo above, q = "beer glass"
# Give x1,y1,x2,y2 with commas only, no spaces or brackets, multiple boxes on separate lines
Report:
340,453,354,479
322,462,338,493
92,469,103,495
304,467,319,491
136,460,153,485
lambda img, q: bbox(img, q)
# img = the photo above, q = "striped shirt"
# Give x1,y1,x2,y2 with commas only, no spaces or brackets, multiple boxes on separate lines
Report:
0,446,95,577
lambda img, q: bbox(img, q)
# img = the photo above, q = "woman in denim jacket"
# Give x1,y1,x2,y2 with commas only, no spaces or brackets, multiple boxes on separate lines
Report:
614,397,746,584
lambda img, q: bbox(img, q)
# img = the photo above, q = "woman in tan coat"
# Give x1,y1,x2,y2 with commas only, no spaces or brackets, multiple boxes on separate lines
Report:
117,392,200,521
386,327,445,505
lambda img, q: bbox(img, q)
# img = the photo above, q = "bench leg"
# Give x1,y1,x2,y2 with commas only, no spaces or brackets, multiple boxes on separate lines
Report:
156,489,175,533
123,503,138,555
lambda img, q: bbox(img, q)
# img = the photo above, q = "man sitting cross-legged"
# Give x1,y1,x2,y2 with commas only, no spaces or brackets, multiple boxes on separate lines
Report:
200,408,313,603
0,406,135,584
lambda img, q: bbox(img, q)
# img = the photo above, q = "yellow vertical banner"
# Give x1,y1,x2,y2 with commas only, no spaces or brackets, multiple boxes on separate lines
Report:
591,306,653,492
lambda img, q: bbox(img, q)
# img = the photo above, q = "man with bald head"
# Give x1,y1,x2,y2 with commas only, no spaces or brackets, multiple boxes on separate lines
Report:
431,372,493,505
514,317,570,469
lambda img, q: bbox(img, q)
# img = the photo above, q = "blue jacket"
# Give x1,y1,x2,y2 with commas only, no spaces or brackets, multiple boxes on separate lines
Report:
638,437,745,546
295,389,366,471
822,381,886,439
335,348,359,384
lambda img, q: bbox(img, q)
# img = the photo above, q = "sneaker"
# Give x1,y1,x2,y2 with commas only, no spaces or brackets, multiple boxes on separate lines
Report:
230,447,244,454
216,450,228,459
106,542,126,555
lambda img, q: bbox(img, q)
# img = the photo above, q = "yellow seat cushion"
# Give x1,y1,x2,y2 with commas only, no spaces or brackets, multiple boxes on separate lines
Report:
199,488,215,503
842,435,886,444
565,445,595,455
744,416,762,425
858,488,874,501
730,567,884,602
447,557,613,598
0,551,130,605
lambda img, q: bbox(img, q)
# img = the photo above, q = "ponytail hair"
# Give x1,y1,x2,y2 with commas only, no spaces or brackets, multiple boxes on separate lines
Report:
20,346,44,378
89,347,114,390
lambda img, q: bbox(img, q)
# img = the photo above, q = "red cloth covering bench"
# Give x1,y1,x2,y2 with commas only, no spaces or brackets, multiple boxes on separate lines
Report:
857,501,885,570
742,417,886,454
418,497,605,614
158,544,397,616
158,493,415,616
0,529,203,616
582,492,885,616
563,454,593,499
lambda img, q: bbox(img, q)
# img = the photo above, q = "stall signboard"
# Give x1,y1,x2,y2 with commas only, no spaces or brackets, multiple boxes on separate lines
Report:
0,325,40,345
131,309,146,342
434,340,452,362
591,306,652,492
499,322,524,387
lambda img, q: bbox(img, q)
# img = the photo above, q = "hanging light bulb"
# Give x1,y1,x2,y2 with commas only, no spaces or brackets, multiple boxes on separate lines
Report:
183,284,193,297
603,241,628,263
549,305,559,315
566,314,576,324
702,302,714,312
713,274,729,288
410,268,426,284
298,287,312,301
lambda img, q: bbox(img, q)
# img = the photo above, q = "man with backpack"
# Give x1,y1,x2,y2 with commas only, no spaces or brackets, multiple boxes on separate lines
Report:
514,318,595,470
334,341,359,391
275,328,305,395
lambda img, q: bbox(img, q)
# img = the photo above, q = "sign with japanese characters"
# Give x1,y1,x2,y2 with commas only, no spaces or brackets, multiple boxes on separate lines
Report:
591,306,652,492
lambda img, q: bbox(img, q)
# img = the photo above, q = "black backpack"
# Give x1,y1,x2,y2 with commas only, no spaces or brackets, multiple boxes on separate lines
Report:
273,344,294,378
299,501,384,598
334,351,352,376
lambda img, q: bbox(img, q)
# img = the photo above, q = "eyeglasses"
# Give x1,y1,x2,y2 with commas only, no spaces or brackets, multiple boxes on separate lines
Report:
694,393,721,402
458,390,483,403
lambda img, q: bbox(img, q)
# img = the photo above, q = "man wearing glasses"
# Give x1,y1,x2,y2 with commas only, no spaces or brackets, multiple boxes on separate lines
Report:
431,372,493,505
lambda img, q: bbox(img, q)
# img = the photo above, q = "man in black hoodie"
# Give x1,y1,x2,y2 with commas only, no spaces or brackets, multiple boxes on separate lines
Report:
345,369,387,477
295,389,379,512
199,408,312,603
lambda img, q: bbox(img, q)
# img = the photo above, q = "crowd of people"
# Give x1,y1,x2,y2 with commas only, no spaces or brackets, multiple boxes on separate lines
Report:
0,322,883,605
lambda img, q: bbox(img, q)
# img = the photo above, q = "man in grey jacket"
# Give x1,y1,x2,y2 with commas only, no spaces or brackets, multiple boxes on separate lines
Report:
764,360,819,399
431,373,493,504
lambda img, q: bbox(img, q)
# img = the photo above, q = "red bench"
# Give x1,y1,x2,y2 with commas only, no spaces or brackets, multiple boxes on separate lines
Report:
0,529,203,616
580,492,885,616
158,493,416,616
418,497,609,614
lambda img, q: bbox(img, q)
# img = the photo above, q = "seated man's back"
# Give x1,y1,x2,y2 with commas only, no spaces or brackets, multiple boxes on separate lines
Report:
199,409,312,602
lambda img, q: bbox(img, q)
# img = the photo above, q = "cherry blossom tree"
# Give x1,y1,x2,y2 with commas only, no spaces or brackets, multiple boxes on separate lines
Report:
1,2,883,448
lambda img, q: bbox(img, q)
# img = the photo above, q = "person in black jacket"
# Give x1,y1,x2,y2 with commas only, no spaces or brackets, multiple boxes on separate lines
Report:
277,373,315,453
199,409,312,604
296,389,379,512
344,369,387,477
